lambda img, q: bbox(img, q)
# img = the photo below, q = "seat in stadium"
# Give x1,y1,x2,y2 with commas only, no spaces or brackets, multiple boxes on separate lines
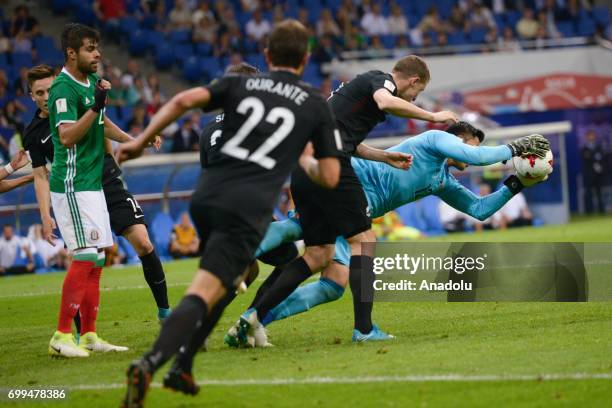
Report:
577,16,596,36
592,6,610,26
153,42,174,70
129,30,149,57
150,211,174,260
11,53,33,70
168,30,191,44
194,42,213,56
244,53,266,71
200,57,221,81
183,56,202,82
556,21,576,37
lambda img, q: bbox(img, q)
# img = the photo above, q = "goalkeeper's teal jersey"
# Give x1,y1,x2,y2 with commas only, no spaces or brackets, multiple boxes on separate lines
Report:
48,68,105,193
352,130,514,220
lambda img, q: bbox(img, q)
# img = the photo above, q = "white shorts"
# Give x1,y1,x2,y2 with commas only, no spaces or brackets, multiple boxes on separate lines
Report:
51,190,113,251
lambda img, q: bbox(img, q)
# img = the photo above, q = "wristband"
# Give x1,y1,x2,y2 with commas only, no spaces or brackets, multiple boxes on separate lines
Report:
4,163,14,175
503,175,524,195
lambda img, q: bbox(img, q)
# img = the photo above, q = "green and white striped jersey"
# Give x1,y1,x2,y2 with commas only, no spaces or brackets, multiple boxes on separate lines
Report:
48,68,105,193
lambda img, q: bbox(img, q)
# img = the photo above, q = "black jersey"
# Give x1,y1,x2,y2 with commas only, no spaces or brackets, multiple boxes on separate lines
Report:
199,113,224,168
23,111,121,185
198,70,342,230
23,110,54,168
327,70,398,154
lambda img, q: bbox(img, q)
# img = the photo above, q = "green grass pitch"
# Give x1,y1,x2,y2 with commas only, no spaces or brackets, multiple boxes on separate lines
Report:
0,216,611,407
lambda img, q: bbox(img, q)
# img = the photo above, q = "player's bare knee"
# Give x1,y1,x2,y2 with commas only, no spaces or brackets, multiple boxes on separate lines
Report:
347,229,376,256
303,244,334,272
321,262,349,288
124,225,154,256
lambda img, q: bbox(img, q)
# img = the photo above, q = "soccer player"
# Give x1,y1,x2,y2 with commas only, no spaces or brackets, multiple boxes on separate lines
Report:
23,64,171,328
0,150,33,192
45,24,129,357
237,55,460,344
116,20,343,406
233,123,550,342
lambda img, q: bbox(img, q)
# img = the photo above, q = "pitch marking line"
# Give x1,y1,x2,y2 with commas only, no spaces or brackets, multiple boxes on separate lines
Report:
58,373,612,390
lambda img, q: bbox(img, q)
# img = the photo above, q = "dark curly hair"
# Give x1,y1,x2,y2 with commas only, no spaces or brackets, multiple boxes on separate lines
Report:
446,121,485,142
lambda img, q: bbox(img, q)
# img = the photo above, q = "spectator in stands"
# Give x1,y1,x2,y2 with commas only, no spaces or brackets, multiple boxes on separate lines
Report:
319,77,333,98
246,8,272,42
418,6,449,35
127,104,149,132
449,4,469,32
11,30,33,54
121,59,140,88
361,3,389,36
28,224,68,270
13,67,29,97
535,25,549,49
516,8,540,39
192,0,215,27
241,0,260,14
125,76,144,106
498,26,522,52
0,225,35,276
107,71,126,107
581,129,607,213
437,32,454,55
387,3,409,35
372,211,423,241
500,192,533,228
193,14,218,44
0,31,11,54
143,73,162,105
469,2,497,31
0,100,26,133
297,8,314,32
271,4,285,25
171,118,199,152
213,32,234,58
317,8,341,37
93,0,125,43
538,10,561,39
10,5,39,38
312,35,338,64
169,0,194,30
146,90,163,116
219,4,240,34
169,213,199,259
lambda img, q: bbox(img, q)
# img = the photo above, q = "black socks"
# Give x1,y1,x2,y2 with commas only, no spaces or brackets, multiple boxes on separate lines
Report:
140,250,169,309
349,255,374,334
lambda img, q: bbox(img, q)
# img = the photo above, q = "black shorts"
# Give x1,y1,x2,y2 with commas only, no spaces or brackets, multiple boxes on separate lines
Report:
103,178,146,236
291,156,370,246
190,200,263,291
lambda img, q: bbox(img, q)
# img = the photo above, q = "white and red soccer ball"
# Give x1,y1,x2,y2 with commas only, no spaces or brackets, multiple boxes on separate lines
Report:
512,149,554,185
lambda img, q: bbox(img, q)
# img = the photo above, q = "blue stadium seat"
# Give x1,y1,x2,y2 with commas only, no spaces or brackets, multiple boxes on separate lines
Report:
200,56,221,80
577,16,596,36
592,6,610,27
11,53,33,70
167,165,201,192
33,36,56,51
119,16,140,37
182,56,202,82
380,34,397,49
168,29,191,44
173,44,195,67
244,53,266,71
468,28,488,44
153,42,175,70
448,30,467,45
51,0,71,14
194,42,213,56
145,30,165,54
129,30,148,57
37,47,64,67
506,10,521,29
150,211,174,259
557,21,576,37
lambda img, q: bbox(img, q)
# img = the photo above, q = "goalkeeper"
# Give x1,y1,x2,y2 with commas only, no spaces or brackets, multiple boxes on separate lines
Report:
229,121,550,344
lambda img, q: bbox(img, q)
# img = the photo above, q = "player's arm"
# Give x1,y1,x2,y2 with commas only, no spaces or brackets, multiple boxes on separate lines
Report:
355,143,412,170
436,174,519,221
432,131,513,165
104,116,134,143
302,101,344,188
373,89,458,123
55,79,109,147
115,87,211,162
0,150,30,181
0,174,33,193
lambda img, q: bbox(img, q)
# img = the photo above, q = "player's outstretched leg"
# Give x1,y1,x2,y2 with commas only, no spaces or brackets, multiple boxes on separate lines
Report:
80,253,129,353
123,225,171,321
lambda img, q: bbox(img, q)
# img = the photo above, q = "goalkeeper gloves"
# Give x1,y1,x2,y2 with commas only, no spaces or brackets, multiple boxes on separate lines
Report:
507,134,550,158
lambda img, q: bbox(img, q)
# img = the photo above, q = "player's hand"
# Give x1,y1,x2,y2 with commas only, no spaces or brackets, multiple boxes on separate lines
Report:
148,135,163,151
385,151,413,170
92,79,109,113
432,110,459,124
300,142,314,158
42,216,58,245
507,134,550,158
115,138,146,163
10,149,30,170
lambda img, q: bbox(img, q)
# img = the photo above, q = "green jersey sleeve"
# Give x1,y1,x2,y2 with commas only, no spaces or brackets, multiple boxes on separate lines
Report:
49,81,79,128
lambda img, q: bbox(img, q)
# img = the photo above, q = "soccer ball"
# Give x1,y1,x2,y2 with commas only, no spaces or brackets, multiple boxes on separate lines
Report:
512,149,554,184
